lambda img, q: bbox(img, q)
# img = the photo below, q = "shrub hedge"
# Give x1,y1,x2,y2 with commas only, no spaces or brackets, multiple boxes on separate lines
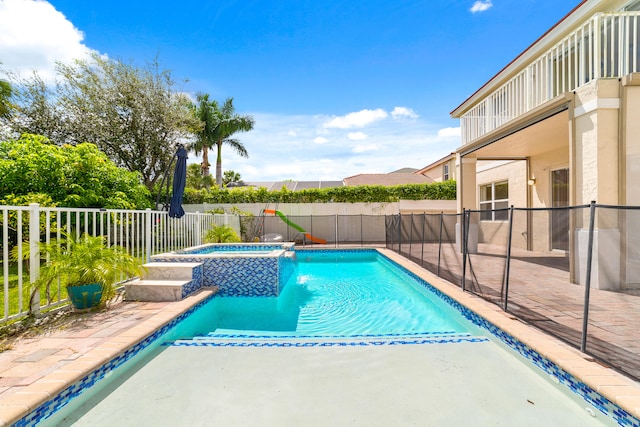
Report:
183,181,456,204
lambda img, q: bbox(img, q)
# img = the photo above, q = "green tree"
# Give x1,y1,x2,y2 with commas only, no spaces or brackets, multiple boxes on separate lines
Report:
188,94,253,188
190,93,216,184
223,170,242,186
186,162,213,190
7,54,199,191
0,79,13,118
0,134,151,209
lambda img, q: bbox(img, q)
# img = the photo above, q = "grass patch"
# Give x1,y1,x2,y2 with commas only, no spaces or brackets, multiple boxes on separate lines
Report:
1,262,68,320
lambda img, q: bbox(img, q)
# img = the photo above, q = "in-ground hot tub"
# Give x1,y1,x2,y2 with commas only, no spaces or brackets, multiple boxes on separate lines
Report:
151,243,297,297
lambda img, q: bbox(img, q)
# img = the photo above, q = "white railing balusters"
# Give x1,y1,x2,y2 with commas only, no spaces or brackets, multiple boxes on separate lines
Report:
0,204,227,320
460,12,640,145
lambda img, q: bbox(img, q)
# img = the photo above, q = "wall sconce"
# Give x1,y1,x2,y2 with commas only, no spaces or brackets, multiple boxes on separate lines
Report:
527,178,536,186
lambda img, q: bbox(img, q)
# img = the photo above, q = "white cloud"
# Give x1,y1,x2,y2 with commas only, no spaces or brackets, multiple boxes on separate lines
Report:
391,106,419,119
352,143,380,153
470,1,493,13
0,0,95,80
347,132,367,141
182,111,461,182
437,127,461,138
314,136,329,144
323,108,388,129
288,130,297,137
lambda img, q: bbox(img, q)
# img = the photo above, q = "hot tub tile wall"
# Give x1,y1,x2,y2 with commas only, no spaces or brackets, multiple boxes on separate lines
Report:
279,252,297,289
181,264,204,298
151,256,282,297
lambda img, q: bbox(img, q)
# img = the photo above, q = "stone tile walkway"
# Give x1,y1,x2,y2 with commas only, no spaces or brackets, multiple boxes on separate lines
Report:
400,242,640,380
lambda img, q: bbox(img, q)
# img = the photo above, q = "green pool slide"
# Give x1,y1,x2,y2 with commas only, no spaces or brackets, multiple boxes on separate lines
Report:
263,209,327,244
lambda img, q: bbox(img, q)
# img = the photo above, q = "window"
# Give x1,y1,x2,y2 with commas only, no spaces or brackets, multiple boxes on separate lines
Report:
479,181,509,221
443,163,450,181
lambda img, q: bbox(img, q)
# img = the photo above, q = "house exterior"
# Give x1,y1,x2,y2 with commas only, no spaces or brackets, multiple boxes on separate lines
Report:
415,153,456,182
450,0,640,290
342,173,432,186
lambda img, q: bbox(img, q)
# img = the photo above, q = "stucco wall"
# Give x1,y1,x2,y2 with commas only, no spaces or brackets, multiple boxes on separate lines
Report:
573,79,620,207
475,160,527,247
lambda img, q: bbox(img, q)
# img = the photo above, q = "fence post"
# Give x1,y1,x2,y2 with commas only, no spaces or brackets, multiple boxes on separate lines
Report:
196,212,202,246
420,213,426,267
335,214,338,248
145,208,152,263
462,210,468,292
408,214,414,258
437,212,444,277
581,201,597,353
503,206,515,311
398,213,402,254
29,203,41,315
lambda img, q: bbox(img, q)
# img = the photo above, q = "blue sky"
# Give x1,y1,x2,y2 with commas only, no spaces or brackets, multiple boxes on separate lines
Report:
0,0,579,182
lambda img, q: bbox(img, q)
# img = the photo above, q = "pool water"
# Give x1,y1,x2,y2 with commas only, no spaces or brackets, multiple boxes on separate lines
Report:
205,250,471,337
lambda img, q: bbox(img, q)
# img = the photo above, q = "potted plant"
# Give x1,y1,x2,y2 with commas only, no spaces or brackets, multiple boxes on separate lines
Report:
12,231,143,310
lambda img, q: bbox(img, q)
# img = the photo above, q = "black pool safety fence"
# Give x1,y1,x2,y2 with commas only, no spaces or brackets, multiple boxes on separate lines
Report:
385,202,640,382
240,214,389,247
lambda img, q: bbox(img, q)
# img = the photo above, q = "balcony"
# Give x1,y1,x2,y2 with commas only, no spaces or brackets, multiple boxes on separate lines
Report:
460,12,640,145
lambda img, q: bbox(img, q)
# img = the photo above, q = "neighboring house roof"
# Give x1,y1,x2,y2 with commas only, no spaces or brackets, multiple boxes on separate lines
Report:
244,181,344,191
389,167,419,174
343,173,433,187
415,153,456,175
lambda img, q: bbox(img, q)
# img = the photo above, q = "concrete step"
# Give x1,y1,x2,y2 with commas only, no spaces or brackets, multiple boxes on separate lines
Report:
142,262,203,280
124,279,192,302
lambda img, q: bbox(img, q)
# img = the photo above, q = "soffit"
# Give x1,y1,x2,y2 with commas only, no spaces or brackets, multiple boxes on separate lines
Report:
463,110,569,159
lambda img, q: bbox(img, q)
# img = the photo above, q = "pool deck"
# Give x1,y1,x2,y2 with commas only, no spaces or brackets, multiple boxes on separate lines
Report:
0,248,639,425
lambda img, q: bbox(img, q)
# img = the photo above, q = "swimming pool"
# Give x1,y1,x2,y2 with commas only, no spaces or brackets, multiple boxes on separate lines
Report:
202,249,472,337
23,249,639,426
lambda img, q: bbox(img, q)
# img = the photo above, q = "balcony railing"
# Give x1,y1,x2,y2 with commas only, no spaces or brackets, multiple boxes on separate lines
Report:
460,12,640,144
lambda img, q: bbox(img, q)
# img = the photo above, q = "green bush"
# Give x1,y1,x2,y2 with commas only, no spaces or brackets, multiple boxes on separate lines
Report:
0,134,151,209
203,224,241,243
188,181,456,204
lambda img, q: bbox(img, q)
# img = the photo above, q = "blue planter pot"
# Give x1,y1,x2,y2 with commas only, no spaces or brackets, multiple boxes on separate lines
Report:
67,283,104,309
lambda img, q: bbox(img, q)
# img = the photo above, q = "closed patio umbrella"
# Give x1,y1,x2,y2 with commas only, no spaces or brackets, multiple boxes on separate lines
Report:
168,146,188,218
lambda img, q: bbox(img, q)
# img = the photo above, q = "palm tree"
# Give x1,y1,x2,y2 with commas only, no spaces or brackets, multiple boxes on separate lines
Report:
189,94,254,188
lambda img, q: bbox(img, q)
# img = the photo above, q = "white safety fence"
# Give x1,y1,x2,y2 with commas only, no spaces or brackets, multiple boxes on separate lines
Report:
1,204,236,321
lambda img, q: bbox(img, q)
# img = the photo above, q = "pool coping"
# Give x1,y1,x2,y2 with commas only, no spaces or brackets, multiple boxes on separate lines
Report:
1,248,639,425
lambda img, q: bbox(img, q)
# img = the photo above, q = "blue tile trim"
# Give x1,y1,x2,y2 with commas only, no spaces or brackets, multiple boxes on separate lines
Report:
167,336,490,347
179,243,293,255
203,331,464,339
14,293,216,427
